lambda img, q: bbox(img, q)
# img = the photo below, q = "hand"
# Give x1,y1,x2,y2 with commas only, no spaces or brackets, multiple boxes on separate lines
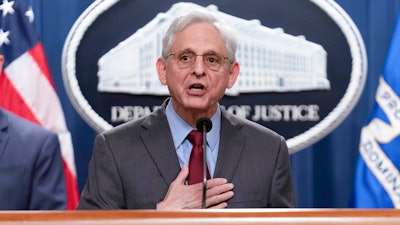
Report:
157,165,234,210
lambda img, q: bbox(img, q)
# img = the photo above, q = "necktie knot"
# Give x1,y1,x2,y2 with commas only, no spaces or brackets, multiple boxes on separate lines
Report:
187,130,202,146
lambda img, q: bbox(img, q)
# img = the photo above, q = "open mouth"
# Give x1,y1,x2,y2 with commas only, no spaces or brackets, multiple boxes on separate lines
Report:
190,84,204,91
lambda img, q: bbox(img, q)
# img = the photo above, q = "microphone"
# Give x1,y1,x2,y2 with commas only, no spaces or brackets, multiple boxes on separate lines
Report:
196,117,212,209
196,117,212,133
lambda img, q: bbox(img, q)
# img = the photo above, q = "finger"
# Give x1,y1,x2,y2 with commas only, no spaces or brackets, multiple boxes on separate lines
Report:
206,183,234,197
206,178,228,188
206,191,234,207
208,202,228,209
174,164,189,184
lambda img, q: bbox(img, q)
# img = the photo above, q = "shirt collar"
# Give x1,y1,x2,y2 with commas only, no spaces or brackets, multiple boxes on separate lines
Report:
165,101,221,150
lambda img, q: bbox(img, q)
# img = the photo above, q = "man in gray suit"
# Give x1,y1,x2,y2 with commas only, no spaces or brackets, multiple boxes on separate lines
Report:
78,10,296,209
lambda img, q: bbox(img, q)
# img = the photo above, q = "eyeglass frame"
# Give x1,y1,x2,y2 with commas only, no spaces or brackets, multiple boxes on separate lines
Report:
166,50,231,71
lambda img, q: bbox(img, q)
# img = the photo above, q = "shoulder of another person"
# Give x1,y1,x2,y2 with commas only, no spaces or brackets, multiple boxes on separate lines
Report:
5,110,55,138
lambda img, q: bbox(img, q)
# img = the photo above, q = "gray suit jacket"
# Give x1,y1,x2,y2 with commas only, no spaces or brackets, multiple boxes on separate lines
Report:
78,100,296,209
0,108,66,210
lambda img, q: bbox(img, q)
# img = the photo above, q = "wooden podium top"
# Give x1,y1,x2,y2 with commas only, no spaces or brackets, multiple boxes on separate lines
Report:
1,209,400,225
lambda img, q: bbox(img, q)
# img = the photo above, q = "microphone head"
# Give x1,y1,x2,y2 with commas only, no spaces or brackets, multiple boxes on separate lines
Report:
196,117,212,133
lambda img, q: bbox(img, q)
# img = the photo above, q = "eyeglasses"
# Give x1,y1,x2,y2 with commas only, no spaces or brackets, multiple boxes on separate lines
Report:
167,50,230,71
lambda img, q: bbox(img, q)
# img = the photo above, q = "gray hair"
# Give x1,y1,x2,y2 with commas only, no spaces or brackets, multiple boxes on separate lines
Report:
161,10,237,63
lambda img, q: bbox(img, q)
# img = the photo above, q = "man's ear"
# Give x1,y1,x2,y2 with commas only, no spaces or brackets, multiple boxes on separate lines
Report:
156,58,167,85
227,62,240,89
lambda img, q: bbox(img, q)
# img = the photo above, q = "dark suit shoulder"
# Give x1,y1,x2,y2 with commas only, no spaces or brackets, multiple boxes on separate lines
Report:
101,105,166,138
1,109,57,141
102,116,144,136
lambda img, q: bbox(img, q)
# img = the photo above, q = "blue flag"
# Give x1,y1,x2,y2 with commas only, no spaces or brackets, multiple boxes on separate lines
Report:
352,13,400,208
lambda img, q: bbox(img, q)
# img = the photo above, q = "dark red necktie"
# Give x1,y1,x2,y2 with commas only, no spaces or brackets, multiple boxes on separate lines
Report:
187,130,211,185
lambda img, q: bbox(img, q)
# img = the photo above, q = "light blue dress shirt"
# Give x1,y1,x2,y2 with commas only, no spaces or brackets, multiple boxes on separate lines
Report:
165,101,221,178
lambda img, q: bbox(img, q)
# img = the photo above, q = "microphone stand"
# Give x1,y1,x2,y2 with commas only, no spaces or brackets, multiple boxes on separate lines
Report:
201,123,207,209
196,117,212,209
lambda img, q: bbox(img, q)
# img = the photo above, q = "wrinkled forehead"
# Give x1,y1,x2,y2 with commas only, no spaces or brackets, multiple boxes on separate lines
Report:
170,23,227,54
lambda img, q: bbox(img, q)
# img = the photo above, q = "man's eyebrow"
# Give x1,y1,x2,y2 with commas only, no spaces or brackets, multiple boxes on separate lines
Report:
180,48,193,52
177,48,219,54
204,50,218,54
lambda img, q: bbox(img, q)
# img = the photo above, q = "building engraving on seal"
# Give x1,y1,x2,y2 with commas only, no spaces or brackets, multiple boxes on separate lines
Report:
97,2,330,96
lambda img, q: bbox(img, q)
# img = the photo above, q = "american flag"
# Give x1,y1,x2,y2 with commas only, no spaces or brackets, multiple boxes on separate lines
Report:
0,0,79,209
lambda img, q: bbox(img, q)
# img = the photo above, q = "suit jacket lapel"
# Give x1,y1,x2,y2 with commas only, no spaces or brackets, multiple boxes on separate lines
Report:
0,109,9,162
214,108,246,181
140,100,181,186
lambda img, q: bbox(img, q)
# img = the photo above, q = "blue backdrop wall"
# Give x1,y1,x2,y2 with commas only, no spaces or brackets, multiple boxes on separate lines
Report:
32,0,400,208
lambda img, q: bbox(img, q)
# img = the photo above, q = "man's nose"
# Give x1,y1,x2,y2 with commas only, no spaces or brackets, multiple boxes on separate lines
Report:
192,55,205,76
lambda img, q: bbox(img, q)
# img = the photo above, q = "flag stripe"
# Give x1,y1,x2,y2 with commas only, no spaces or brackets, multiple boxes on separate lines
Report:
63,161,80,209
58,132,77,177
0,72,39,123
29,43,55,89
5,48,64,130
